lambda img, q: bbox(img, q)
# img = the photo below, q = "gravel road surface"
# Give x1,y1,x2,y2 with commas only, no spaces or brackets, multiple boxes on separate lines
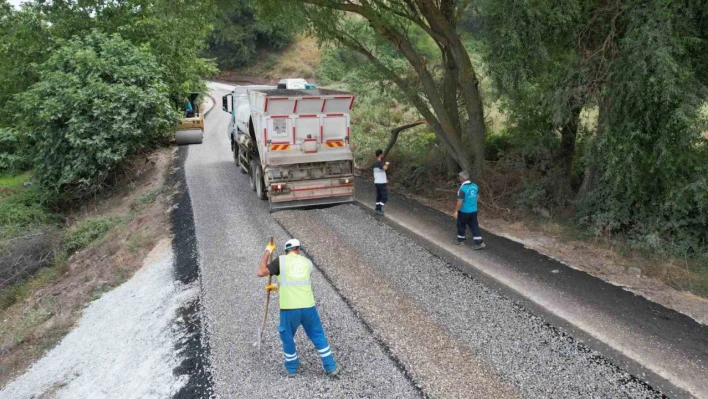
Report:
184,85,665,398
275,206,662,399
183,87,419,398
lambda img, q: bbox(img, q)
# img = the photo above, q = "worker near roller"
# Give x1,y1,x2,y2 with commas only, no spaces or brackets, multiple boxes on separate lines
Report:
372,149,389,214
257,238,340,377
184,100,194,118
454,171,486,249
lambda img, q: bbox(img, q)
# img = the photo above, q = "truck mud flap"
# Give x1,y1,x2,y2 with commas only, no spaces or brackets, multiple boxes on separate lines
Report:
268,195,354,212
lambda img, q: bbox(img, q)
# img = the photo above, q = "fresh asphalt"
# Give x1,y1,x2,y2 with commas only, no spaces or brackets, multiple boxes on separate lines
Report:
355,180,708,398
182,84,705,398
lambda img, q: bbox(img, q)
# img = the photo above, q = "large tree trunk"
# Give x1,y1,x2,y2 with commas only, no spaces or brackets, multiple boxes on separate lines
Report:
577,102,606,200
556,105,582,202
414,1,487,180
441,49,463,176
298,0,484,177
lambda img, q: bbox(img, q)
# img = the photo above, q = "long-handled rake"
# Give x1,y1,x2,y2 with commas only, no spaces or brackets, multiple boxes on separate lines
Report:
254,236,275,349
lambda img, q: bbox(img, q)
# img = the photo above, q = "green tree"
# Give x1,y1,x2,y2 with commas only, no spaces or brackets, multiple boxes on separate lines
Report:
28,0,217,107
0,1,53,119
14,31,177,197
482,0,708,251
205,0,293,70
261,0,488,179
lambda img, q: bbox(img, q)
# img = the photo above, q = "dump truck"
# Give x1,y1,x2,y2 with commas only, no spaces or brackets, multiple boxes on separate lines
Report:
222,79,355,210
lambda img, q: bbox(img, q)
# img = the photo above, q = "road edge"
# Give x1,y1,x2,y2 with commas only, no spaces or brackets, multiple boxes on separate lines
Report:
169,128,215,397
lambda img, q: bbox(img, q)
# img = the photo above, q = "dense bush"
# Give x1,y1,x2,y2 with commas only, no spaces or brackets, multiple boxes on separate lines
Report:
0,186,56,239
0,128,32,171
13,31,177,198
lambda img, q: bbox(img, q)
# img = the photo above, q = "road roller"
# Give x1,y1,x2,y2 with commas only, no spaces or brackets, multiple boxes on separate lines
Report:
175,92,204,145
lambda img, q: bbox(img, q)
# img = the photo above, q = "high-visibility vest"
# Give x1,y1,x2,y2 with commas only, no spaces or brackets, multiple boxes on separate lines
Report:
278,253,315,310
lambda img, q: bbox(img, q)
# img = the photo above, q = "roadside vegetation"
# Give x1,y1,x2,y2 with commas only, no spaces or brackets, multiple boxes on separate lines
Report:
0,149,172,387
0,0,215,385
240,1,708,298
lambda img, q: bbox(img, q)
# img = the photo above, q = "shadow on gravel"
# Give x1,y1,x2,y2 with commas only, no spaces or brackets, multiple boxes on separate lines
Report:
169,145,213,399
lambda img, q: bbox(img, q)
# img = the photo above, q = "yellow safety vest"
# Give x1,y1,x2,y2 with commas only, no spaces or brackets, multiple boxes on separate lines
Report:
277,253,315,310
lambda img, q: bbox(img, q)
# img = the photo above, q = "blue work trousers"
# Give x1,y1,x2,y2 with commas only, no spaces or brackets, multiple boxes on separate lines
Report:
278,306,336,374
457,211,483,244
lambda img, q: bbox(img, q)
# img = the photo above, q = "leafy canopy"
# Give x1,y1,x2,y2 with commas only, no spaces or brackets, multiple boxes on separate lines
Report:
14,31,177,197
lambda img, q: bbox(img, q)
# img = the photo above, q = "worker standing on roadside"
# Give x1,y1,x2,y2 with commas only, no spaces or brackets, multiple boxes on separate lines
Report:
257,238,340,377
372,149,389,214
454,171,486,249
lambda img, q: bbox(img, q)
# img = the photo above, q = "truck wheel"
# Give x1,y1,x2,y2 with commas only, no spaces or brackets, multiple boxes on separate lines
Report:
249,159,257,191
255,165,267,200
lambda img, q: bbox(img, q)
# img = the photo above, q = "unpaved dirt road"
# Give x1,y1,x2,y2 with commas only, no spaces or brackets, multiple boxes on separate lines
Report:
180,84,689,398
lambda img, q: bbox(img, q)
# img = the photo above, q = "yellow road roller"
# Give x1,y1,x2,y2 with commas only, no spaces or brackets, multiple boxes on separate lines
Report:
175,92,204,145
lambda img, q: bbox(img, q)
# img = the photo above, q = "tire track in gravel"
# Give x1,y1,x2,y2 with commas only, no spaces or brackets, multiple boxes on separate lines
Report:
274,209,518,399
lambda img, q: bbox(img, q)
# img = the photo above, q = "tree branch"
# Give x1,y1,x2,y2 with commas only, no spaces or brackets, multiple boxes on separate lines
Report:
383,119,427,157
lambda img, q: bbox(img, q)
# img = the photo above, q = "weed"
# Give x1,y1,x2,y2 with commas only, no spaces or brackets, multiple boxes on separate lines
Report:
90,281,113,301
126,229,154,254
130,188,162,213
63,216,123,255
13,303,53,344
0,282,27,309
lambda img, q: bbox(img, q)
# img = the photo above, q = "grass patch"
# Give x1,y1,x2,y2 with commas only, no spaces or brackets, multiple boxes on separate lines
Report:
0,172,33,191
0,186,56,239
63,216,123,255
12,298,54,345
130,188,162,214
235,34,321,80
126,229,155,254
0,259,68,310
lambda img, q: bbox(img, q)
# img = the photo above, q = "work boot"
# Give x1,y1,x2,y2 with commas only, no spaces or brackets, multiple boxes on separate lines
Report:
455,240,465,245
472,242,486,250
327,365,342,378
376,209,384,215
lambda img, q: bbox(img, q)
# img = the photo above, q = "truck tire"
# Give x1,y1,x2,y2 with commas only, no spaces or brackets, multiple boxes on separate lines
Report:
249,159,257,191
255,164,267,200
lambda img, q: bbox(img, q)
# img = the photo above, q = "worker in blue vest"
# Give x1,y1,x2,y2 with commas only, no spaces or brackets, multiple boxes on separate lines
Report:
454,171,486,249
257,238,340,377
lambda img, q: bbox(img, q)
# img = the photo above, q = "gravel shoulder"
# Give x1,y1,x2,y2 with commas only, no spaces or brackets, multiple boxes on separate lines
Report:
275,205,663,399
1,239,196,399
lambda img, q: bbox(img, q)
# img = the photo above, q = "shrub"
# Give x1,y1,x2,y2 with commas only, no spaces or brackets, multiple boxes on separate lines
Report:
13,31,178,198
0,128,32,172
0,226,60,290
0,186,56,239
